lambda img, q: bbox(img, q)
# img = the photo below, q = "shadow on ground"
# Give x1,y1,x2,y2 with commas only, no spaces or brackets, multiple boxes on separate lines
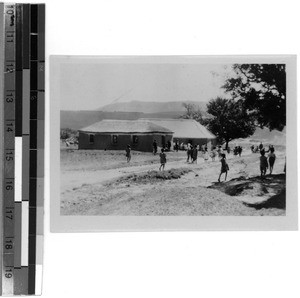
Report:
208,174,286,210
244,188,286,210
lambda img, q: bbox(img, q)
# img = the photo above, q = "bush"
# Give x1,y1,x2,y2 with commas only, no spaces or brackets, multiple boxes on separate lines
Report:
60,128,78,140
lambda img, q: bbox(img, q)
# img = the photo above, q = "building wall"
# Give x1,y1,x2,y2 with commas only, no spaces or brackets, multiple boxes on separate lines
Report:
78,132,173,152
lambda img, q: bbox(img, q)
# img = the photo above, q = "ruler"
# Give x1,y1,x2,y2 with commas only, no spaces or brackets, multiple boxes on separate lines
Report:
0,3,45,296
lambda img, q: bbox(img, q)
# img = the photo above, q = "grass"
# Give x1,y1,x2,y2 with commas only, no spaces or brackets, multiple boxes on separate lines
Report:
61,147,187,171
111,168,192,184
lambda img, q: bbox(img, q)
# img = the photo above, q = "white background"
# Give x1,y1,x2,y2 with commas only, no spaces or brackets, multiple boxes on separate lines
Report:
19,0,300,297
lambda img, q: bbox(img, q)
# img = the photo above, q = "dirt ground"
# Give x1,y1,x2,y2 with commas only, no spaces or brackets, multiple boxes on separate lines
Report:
60,142,286,216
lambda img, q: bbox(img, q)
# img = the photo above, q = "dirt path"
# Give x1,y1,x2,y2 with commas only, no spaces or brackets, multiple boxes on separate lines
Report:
61,154,249,195
61,149,286,216
61,159,185,193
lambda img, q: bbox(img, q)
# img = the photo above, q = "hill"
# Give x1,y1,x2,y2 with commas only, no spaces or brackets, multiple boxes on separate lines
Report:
60,110,183,130
61,100,208,130
249,127,286,146
98,100,207,113
229,127,286,148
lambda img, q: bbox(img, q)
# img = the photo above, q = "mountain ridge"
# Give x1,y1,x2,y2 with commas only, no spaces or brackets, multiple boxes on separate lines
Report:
60,110,183,130
98,100,207,113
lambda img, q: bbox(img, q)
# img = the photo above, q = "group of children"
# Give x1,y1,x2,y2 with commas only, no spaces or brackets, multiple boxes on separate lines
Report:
218,145,277,182
126,144,167,171
233,146,243,156
125,142,278,180
259,146,276,176
186,144,200,163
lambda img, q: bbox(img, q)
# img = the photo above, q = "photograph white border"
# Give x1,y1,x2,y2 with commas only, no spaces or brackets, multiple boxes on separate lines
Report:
50,55,297,232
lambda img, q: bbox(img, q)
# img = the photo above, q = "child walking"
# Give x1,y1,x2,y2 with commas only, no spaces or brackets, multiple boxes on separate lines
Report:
218,153,229,182
159,148,167,171
260,150,268,176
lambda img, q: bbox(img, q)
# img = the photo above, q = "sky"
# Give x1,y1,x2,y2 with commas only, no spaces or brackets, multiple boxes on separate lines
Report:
59,59,234,111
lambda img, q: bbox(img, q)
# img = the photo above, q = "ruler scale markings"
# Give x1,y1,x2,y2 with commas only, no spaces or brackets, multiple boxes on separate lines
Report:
22,4,30,136
17,3,29,294
14,4,26,295
0,3,4,295
1,3,44,295
15,4,22,137
22,4,30,70
35,5,45,294
2,3,16,296
36,4,45,216
2,254,14,296
22,9,30,294
13,202,21,268
28,4,38,295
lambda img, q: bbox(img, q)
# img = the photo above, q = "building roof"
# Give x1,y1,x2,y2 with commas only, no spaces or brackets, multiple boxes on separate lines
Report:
139,118,216,139
79,119,174,134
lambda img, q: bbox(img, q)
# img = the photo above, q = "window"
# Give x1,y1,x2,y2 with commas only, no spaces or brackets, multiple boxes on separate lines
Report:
133,135,138,144
89,134,95,144
112,135,118,144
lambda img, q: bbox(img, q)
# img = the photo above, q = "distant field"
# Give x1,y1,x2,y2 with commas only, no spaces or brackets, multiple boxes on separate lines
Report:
61,144,186,172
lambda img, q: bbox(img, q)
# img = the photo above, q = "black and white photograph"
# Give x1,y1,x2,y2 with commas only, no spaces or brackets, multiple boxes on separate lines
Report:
24,1,299,297
50,55,297,231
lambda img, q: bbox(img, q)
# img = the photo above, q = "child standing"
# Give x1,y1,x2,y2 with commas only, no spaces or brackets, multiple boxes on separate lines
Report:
260,150,268,176
125,144,131,163
268,147,276,175
159,148,167,171
192,146,198,163
218,153,229,182
153,139,158,155
186,143,192,162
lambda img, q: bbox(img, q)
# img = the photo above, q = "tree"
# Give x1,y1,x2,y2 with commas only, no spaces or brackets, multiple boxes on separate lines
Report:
205,97,256,149
222,64,286,131
181,103,205,124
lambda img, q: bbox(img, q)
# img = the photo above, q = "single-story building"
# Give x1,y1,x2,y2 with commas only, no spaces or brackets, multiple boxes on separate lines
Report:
139,118,216,147
78,119,173,152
